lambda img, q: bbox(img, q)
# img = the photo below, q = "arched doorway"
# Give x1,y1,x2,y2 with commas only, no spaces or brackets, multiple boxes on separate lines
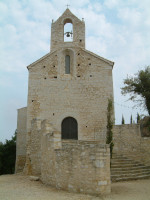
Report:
61,117,78,139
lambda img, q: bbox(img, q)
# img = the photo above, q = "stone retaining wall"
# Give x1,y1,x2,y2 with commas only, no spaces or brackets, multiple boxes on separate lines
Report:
39,120,111,195
113,124,150,165
15,107,27,173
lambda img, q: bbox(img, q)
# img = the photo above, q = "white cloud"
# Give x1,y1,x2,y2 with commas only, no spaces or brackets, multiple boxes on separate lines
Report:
51,0,90,9
0,2,8,21
118,7,142,27
104,0,121,9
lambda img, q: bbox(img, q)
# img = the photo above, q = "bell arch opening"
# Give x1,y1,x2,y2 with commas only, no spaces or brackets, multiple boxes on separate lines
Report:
64,18,73,42
61,117,78,139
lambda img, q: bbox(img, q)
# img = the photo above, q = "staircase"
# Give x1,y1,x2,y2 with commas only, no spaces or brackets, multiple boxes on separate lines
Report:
111,154,150,182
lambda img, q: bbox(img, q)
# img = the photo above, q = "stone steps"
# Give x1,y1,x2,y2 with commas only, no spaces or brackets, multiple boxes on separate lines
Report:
112,171,150,178
111,167,150,174
111,163,144,168
111,174,150,182
111,154,150,182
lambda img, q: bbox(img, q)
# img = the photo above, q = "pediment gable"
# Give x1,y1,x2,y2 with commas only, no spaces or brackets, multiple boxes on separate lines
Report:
54,8,82,24
27,47,114,71
82,49,114,67
27,52,55,70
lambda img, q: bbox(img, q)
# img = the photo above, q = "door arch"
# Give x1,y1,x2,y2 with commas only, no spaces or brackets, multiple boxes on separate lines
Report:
61,117,78,139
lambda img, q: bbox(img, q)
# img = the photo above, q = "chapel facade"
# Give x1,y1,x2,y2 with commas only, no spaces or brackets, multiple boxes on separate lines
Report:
15,9,114,195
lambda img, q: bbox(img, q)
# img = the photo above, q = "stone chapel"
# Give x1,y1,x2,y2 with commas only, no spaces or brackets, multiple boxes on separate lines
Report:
15,8,150,195
15,8,114,195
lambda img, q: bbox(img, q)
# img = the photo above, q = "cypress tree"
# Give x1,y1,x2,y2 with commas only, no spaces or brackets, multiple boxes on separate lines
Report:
130,114,133,124
122,115,125,124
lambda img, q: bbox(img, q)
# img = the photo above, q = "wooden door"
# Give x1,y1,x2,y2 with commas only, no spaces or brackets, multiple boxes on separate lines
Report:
62,117,78,139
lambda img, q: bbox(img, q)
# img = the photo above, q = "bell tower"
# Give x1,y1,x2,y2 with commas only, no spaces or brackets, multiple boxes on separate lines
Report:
50,9,85,52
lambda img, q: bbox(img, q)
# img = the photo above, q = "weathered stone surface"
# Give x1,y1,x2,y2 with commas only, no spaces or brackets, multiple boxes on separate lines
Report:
98,180,107,186
95,160,104,168
40,120,111,195
30,176,39,181
15,107,27,173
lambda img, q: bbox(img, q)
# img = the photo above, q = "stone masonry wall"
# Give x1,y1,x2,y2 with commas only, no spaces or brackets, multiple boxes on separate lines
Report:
30,119,42,175
23,9,114,178
27,48,113,141
140,138,150,165
15,107,27,173
40,119,111,195
113,124,150,165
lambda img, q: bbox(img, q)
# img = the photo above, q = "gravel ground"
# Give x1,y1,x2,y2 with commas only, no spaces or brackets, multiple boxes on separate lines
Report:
0,174,150,200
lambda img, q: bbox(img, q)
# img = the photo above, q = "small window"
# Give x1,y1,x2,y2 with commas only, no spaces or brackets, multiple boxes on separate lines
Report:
65,55,70,74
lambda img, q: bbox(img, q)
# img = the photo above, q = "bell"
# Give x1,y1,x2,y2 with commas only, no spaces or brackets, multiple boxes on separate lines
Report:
66,32,70,37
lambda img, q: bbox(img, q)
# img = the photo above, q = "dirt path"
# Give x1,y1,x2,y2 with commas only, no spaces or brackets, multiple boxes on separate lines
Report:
0,174,150,200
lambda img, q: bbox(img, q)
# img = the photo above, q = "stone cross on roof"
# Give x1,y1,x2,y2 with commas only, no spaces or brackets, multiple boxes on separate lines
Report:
66,4,70,8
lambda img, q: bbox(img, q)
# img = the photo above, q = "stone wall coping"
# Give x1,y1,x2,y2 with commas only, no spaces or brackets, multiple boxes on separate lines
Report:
114,124,140,127
61,140,109,147
17,107,27,111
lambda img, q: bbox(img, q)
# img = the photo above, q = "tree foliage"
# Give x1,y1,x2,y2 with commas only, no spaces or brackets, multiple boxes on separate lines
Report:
121,66,150,115
0,131,16,175
106,98,114,158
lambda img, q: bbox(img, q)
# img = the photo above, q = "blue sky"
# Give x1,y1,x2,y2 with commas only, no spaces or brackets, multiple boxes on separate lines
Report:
0,0,150,142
